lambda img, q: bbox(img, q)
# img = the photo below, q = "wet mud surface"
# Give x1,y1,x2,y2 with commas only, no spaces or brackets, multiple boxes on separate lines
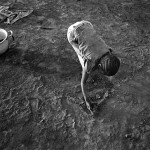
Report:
0,0,150,150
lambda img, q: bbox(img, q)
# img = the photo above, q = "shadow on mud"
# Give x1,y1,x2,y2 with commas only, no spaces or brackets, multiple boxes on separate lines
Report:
0,47,117,118
0,47,81,80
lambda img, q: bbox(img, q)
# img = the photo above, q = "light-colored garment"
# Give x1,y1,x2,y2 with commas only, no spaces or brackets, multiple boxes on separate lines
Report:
67,20,110,71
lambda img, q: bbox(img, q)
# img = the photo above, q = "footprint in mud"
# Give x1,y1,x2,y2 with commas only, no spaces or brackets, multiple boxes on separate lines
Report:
79,102,94,115
91,90,111,114
79,100,106,116
79,90,110,115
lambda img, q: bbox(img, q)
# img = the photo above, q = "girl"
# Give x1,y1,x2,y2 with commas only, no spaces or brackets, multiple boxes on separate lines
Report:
67,20,120,114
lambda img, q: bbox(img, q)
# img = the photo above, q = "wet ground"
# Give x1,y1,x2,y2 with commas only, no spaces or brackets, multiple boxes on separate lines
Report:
0,0,150,150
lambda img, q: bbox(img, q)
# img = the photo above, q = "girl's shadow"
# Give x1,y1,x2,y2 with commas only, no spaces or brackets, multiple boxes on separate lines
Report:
87,72,114,117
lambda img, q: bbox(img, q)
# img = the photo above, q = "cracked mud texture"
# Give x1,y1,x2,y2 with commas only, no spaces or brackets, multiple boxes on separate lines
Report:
0,0,150,150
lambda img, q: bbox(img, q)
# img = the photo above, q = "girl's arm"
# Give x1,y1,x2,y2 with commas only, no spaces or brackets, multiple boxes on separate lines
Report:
81,59,93,112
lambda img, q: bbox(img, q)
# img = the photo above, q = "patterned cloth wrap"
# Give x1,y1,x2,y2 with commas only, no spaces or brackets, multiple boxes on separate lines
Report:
94,49,120,76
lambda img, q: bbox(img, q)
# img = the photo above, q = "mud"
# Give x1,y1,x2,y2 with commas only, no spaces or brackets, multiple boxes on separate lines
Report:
0,0,150,150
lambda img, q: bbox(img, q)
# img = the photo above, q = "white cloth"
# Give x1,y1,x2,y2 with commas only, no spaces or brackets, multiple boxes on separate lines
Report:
67,20,110,71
